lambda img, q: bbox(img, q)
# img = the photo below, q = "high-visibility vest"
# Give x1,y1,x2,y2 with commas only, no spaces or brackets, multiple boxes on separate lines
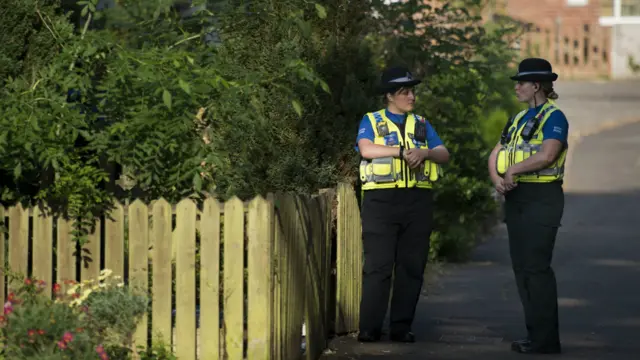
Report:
359,109,442,190
496,101,567,183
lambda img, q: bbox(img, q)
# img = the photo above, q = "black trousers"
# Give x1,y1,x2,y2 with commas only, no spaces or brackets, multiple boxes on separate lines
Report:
504,182,564,346
358,188,434,335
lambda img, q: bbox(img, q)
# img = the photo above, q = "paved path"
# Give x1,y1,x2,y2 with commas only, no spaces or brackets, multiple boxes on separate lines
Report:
321,80,640,360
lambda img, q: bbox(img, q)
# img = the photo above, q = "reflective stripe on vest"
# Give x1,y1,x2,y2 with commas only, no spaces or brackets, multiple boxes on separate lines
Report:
495,101,567,183
359,109,442,190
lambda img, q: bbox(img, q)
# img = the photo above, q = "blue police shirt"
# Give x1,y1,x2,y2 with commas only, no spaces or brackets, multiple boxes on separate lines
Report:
355,109,444,152
512,103,569,146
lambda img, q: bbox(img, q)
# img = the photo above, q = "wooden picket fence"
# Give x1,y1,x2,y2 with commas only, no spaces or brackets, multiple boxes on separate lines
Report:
517,22,611,79
0,183,363,360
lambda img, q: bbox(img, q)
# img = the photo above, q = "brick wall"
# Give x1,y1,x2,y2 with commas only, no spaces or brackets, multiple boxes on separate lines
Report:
501,0,605,29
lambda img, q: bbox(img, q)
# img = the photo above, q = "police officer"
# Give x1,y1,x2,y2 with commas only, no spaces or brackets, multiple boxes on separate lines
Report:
355,66,450,343
488,58,568,354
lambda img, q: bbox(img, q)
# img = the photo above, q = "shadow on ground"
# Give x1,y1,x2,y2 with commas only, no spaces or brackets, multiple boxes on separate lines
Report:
321,190,640,360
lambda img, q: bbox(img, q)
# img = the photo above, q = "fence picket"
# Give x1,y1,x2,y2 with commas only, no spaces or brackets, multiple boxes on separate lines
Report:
105,202,125,279
129,200,149,351
223,196,245,360
81,218,101,282
32,206,53,297
247,196,272,359
151,199,173,350
8,204,28,287
200,197,221,359
175,198,197,360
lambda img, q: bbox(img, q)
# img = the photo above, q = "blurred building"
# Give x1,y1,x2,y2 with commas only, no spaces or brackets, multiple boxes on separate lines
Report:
496,0,640,79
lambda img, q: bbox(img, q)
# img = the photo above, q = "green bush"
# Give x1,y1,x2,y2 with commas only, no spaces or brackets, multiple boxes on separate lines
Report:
0,270,149,360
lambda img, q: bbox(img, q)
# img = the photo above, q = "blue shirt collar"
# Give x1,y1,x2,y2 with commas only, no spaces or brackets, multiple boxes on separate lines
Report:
385,108,408,123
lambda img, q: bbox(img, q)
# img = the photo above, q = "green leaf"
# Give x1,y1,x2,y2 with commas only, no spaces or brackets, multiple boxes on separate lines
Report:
14,163,22,179
193,172,203,192
315,3,327,19
292,100,303,117
319,80,331,94
163,90,172,110
179,79,191,95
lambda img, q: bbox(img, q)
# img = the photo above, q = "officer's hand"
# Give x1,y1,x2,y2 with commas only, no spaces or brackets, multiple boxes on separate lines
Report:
403,149,423,168
492,176,506,194
503,169,518,191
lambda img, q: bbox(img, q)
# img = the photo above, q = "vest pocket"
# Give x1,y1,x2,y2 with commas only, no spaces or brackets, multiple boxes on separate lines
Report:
428,162,440,182
370,157,397,183
496,147,509,175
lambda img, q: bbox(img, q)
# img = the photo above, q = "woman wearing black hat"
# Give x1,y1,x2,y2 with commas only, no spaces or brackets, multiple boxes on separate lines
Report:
488,58,568,354
355,66,450,343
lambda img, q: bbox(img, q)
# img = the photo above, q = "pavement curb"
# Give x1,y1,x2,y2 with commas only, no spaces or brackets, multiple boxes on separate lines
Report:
564,116,640,191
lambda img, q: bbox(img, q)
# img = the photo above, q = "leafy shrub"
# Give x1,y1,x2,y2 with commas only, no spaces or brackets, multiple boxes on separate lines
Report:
0,270,149,360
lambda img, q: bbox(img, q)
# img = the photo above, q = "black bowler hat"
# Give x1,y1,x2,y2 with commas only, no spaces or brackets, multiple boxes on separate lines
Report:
510,58,558,82
377,66,422,94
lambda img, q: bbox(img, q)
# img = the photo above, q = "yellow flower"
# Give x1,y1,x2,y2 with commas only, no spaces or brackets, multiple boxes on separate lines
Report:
99,269,113,280
66,284,81,295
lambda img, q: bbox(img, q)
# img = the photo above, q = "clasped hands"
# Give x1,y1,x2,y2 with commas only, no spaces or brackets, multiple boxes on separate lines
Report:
402,148,427,169
493,168,517,195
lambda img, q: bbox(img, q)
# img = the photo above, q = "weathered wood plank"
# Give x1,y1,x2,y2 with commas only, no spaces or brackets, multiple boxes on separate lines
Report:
247,196,272,360
32,206,53,297
81,218,101,282
200,198,221,360
129,200,149,351
151,199,172,350
105,202,125,279
8,205,28,287
175,199,197,360
223,197,245,360
56,218,75,294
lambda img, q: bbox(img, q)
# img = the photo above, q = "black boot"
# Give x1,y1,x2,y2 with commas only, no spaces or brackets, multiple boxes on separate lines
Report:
357,330,381,343
390,331,415,343
511,341,561,354
511,338,531,351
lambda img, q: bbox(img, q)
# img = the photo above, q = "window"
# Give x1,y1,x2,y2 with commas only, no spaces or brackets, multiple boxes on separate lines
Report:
621,0,640,15
600,0,614,16
600,0,640,25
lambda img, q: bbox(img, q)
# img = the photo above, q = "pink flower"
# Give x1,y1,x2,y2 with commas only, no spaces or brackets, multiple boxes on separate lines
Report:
96,344,109,360
62,331,73,343
24,278,32,286
57,340,67,350
3,302,13,315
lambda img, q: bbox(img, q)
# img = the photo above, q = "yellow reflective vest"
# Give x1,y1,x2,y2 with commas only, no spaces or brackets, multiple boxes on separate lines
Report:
496,100,567,183
359,109,442,190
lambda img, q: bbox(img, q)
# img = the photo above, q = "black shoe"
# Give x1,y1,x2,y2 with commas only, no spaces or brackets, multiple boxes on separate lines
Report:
357,330,381,342
511,341,561,354
390,331,415,343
